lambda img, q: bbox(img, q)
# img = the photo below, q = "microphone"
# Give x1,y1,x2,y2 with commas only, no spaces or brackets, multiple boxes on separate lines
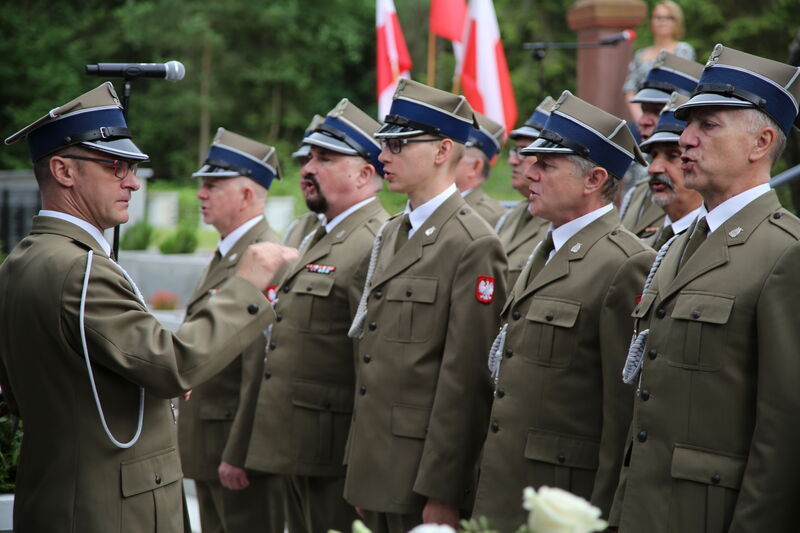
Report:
85,61,186,82
599,30,636,45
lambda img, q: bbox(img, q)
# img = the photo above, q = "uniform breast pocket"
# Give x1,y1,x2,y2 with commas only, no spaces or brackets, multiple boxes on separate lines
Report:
289,272,336,333
384,277,438,343
668,291,734,370
521,296,581,367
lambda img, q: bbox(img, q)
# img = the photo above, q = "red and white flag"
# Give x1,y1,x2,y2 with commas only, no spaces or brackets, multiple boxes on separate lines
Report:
376,0,413,120
430,0,467,71
459,0,517,137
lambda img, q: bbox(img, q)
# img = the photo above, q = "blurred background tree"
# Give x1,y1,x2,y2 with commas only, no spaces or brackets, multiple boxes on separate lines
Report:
1,0,798,207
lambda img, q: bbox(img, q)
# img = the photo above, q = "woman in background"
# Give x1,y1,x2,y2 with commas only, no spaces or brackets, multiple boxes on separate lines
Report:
623,1,695,121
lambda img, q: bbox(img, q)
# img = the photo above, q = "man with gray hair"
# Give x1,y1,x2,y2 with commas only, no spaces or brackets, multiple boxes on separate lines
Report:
473,91,654,532
611,45,800,532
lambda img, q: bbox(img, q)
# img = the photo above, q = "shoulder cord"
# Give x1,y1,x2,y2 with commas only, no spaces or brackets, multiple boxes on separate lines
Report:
487,239,545,384
621,234,680,384
348,220,390,339
618,185,637,221
80,250,145,449
493,204,514,234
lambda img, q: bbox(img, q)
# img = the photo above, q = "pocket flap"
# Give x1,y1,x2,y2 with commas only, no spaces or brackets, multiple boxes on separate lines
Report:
525,297,581,328
121,448,182,497
386,277,438,303
290,272,335,297
391,404,431,439
632,290,657,319
199,402,237,421
672,292,734,324
670,445,745,489
524,429,599,470
291,380,354,413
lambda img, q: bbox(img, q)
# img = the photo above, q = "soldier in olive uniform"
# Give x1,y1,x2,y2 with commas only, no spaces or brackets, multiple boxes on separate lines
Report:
226,99,389,533
284,115,325,248
611,45,800,533
178,128,282,533
638,93,703,250
0,83,297,533
455,111,507,228
345,79,507,533
620,52,704,244
473,91,655,532
495,97,554,287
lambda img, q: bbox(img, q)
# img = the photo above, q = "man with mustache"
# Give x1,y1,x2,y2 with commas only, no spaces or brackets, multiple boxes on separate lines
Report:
0,83,297,533
454,111,507,228
226,99,388,533
610,45,800,532
495,97,554,287
473,91,653,531
638,93,703,250
621,52,704,245
180,127,283,533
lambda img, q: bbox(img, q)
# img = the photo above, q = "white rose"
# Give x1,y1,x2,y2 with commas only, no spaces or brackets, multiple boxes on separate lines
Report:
523,486,608,533
407,525,457,533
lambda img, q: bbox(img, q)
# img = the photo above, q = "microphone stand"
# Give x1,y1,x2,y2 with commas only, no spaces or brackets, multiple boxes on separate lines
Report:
111,79,134,261
522,38,628,107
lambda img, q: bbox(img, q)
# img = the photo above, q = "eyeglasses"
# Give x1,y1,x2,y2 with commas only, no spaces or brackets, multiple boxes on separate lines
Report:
379,137,442,155
62,155,138,180
651,15,675,22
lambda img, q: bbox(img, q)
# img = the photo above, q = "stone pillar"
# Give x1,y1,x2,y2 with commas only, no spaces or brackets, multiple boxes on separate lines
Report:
567,0,646,121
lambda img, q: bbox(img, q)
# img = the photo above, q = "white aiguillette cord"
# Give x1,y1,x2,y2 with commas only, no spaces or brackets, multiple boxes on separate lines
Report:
80,250,145,449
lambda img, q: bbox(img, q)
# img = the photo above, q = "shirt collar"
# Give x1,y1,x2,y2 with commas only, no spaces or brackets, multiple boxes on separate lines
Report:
218,215,263,258
549,203,614,259
670,206,704,235
699,183,771,234
404,184,457,238
459,187,473,198
39,210,111,256
325,197,376,233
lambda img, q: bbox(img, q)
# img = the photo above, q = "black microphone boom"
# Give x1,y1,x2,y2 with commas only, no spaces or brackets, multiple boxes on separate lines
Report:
85,61,185,82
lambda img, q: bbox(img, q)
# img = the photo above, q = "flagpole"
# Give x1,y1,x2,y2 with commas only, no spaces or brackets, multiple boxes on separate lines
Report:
427,31,437,86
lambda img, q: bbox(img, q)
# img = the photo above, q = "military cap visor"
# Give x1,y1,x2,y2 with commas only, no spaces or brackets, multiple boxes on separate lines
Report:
291,144,312,160
675,55,800,135
6,105,149,162
508,124,543,140
630,87,673,104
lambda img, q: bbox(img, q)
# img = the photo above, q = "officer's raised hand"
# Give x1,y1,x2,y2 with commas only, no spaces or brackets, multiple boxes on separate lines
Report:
236,242,299,291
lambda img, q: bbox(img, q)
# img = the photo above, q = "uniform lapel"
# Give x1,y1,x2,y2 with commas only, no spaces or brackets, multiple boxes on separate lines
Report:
659,191,779,302
372,192,462,287
632,198,666,236
506,210,548,255
514,210,617,302
283,199,384,285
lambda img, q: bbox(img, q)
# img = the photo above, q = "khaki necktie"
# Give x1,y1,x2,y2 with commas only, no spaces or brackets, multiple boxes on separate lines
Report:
308,226,327,249
526,231,555,285
678,217,709,270
394,214,412,253
653,224,674,250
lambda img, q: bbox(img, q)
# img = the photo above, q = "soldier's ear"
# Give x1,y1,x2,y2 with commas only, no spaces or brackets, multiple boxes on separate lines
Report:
433,138,455,166
584,166,608,196
49,154,78,188
355,162,376,189
749,124,776,164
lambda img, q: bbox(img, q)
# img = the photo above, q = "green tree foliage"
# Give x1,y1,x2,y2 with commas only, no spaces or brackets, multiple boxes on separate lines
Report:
1,0,798,186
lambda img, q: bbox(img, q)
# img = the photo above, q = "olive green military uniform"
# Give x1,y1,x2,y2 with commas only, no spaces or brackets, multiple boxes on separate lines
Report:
178,217,280,533
0,217,273,533
620,180,665,246
283,212,322,249
473,210,653,532
228,199,388,533
610,191,800,532
463,187,506,229
343,192,507,528
496,201,549,287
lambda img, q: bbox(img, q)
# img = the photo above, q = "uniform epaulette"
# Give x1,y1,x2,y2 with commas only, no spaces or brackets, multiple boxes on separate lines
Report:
608,226,650,257
768,208,800,240
456,206,493,239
